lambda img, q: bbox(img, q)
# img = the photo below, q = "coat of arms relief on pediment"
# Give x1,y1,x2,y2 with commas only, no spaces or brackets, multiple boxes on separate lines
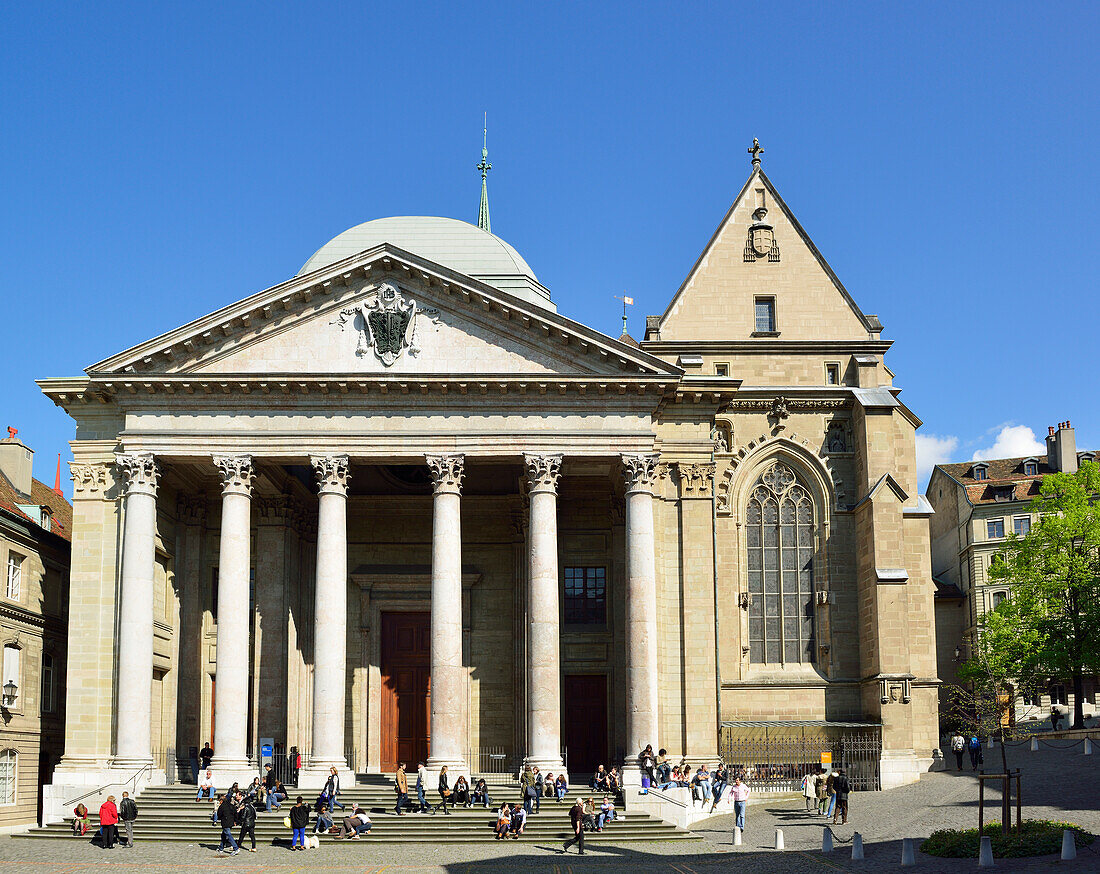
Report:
333,282,440,367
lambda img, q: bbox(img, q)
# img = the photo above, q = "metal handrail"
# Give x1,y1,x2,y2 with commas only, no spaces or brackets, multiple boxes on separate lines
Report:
65,763,152,808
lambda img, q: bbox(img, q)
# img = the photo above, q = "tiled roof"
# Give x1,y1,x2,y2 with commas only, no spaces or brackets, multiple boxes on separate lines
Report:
0,470,73,542
939,456,1053,507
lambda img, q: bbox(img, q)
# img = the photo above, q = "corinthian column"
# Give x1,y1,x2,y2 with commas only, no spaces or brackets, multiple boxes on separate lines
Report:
621,453,660,779
524,454,566,774
211,455,254,776
425,454,468,775
300,455,351,787
112,453,160,770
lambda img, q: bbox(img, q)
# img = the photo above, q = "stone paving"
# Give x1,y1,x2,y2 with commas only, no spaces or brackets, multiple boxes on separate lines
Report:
3,744,1098,872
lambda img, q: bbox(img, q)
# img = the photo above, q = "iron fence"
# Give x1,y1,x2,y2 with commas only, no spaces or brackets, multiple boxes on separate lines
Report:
719,729,881,792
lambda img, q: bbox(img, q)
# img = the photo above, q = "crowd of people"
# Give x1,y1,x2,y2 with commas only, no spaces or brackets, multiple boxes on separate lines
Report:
799,767,852,825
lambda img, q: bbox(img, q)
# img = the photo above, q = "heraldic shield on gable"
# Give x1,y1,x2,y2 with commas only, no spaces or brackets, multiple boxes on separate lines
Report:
744,206,781,263
334,282,439,366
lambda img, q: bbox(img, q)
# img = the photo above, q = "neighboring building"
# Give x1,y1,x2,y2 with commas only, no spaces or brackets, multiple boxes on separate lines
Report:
37,142,939,820
0,430,70,832
928,421,1097,726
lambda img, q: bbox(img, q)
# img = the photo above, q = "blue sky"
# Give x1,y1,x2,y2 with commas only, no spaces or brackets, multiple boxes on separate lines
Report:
2,1,1097,494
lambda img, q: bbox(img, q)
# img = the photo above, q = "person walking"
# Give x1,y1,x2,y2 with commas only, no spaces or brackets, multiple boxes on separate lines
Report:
730,775,749,832
289,796,309,850
416,762,429,813
215,794,240,855
562,797,585,855
98,795,119,850
950,731,966,771
394,762,409,815
433,765,452,815
832,769,851,825
118,791,138,848
816,768,828,815
325,767,345,812
801,770,817,811
236,795,257,852
968,735,984,771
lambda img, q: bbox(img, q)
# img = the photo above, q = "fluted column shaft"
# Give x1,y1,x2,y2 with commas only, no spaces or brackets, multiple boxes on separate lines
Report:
113,453,160,767
309,455,350,770
524,454,565,773
425,454,468,774
212,455,254,772
622,454,660,773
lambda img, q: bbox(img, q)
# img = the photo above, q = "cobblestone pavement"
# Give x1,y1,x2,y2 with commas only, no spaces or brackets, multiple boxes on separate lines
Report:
2,744,1097,873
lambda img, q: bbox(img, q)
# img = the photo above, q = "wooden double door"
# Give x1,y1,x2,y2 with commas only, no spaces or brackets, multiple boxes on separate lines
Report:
563,674,608,773
380,612,431,772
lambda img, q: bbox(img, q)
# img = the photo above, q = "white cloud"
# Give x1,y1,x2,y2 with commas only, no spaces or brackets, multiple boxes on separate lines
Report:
916,433,959,489
970,425,1046,462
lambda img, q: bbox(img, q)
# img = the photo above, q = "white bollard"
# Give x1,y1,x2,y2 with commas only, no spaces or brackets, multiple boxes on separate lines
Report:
733,825,742,846
979,834,995,867
775,828,785,851
1030,736,1039,751
822,827,834,852
1061,829,1077,861
901,837,916,867
852,832,865,860
1085,738,1093,756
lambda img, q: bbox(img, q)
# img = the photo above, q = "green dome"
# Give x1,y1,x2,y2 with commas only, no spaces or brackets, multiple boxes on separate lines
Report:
298,216,553,310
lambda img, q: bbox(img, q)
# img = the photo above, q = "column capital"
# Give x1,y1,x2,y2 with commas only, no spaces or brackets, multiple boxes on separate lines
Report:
213,454,255,497
676,462,716,498
523,453,563,495
620,453,660,494
70,462,110,497
426,453,465,495
310,454,351,497
116,452,160,497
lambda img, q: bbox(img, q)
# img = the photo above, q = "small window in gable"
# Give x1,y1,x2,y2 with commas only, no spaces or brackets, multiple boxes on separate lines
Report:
753,297,776,333
972,464,988,481
1023,460,1039,476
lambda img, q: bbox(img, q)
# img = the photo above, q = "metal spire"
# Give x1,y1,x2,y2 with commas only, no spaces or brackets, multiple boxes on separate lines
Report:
477,113,491,233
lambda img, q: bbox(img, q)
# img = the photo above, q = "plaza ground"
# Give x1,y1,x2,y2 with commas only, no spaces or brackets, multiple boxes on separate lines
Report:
3,744,1097,872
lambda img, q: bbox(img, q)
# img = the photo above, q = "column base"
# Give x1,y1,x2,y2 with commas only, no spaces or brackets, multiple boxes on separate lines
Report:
523,755,566,781
40,763,165,827
425,756,470,782
208,756,257,790
297,763,354,791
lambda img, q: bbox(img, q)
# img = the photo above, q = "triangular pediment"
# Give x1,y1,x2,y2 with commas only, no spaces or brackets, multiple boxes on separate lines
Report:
89,246,679,379
658,168,878,342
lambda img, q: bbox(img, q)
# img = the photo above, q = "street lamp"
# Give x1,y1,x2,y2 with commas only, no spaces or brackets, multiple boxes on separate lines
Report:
2,680,17,707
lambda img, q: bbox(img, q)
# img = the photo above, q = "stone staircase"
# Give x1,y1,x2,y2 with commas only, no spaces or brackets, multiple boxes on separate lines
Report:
18,776,698,844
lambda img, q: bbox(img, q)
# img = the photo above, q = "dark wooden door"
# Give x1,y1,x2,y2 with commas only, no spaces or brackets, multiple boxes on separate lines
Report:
381,612,431,772
563,674,608,773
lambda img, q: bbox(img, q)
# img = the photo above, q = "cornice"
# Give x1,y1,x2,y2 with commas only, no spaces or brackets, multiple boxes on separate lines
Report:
641,340,893,355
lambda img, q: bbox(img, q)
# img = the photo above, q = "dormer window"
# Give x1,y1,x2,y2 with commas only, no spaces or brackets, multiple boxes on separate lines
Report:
1023,459,1039,476
1080,452,1095,464
972,464,988,481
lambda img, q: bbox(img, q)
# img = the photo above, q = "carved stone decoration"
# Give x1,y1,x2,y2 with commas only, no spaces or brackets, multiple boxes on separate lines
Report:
826,420,850,454
738,592,752,610
723,398,849,413
677,462,716,498
177,495,207,526
256,494,296,524
426,454,465,495
769,397,791,432
621,453,661,494
115,453,160,496
711,423,730,454
70,462,109,496
523,454,563,494
310,455,351,497
743,208,781,263
334,282,440,367
213,455,255,496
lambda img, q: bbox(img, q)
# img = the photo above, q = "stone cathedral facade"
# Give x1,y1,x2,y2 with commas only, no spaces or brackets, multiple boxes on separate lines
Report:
38,150,939,817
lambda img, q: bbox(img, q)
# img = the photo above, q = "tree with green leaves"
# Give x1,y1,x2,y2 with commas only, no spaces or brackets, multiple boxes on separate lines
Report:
980,460,1100,730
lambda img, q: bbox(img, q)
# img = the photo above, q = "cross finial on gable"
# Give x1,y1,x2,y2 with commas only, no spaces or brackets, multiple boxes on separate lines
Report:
748,137,764,168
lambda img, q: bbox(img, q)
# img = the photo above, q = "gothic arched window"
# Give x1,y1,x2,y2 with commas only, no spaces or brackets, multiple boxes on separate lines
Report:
746,461,816,664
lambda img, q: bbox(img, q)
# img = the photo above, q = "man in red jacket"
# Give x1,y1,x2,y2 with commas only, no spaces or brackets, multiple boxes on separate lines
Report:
98,795,119,849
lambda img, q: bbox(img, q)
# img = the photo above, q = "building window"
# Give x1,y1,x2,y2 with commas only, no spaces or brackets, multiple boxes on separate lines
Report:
825,363,840,386
991,591,1007,608
1022,690,1041,707
2,645,19,707
0,749,15,805
715,363,729,377
973,465,988,481
1014,516,1031,536
989,554,1005,571
986,519,1005,539
746,461,816,664
1023,461,1038,476
41,653,55,714
1050,684,1067,706
564,567,606,625
754,297,776,333
5,554,22,601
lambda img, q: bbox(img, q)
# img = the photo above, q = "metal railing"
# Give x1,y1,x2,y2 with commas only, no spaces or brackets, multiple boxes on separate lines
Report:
720,730,882,792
